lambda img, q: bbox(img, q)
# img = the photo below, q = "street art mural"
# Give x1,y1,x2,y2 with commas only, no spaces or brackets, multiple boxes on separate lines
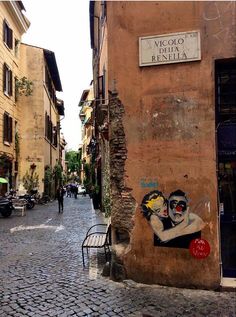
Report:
141,189,206,248
140,178,158,188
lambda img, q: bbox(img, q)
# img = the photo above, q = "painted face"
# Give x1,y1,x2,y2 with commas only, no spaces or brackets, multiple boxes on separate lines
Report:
168,195,188,224
144,193,168,218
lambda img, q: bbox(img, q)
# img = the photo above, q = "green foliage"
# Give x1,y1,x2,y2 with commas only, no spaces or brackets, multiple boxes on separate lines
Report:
16,76,33,97
43,165,53,197
103,157,111,217
66,150,81,174
53,162,63,182
22,169,39,193
43,165,53,185
15,131,20,158
83,162,95,193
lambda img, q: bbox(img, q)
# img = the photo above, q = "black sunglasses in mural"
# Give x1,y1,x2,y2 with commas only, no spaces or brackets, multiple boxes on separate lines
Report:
169,200,187,212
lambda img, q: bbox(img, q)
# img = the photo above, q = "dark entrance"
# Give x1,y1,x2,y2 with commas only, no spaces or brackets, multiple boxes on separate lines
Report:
216,59,236,277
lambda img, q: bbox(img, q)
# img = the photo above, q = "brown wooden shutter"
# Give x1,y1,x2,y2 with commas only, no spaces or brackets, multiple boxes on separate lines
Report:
53,126,58,147
3,21,6,42
46,115,49,138
9,116,13,142
9,69,13,96
3,63,6,93
8,28,13,49
48,116,50,139
50,122,53,143
3,113,7,142
98,76,103,96
45,112,47,137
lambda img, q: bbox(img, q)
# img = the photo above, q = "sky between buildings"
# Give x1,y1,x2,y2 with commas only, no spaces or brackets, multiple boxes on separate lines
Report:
21,0,93,151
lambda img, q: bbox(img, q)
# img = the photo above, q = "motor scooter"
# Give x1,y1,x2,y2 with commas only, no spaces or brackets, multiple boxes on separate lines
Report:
0,196,13,218
18,194,35,209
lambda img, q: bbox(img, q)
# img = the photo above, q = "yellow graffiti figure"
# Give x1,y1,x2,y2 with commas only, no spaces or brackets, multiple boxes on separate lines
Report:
143,191,168,218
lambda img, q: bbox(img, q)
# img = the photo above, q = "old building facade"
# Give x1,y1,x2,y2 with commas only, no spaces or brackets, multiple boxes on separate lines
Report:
90,1,236,289
18,44,64,196
79,86,94,183
0,1,30,194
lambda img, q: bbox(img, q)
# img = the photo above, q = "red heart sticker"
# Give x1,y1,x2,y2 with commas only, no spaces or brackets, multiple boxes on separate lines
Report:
189,238,210,259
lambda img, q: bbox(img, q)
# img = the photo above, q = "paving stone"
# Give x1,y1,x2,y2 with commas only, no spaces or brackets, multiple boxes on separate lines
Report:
0,197,235,317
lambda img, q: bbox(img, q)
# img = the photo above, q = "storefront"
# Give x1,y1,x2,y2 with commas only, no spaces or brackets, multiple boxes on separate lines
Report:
216,60,236,278
0,154,13,195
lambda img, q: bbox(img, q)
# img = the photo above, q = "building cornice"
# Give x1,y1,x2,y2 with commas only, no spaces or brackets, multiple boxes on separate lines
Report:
4,1,30,34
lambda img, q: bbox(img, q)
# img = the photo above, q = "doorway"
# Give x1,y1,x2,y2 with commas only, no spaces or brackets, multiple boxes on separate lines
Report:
216,59,236,278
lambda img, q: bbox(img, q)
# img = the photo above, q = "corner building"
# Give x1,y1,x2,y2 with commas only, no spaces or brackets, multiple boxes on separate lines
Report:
90,1,236,289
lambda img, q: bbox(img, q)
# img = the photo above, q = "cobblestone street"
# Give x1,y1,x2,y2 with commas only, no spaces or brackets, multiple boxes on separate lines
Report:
0,196,235,317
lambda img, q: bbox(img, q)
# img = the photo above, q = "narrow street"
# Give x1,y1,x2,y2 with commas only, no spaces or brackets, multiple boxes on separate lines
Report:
0,196,235,317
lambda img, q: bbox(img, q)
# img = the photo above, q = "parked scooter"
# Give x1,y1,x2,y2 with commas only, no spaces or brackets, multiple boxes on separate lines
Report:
18,194,35,210
6,190,35,210
0,196,14,218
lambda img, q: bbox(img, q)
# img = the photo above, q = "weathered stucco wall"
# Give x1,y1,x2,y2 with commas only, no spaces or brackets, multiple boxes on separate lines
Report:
0,2,24,181
107,1,236,288
19,44,60,194
18,44,45,194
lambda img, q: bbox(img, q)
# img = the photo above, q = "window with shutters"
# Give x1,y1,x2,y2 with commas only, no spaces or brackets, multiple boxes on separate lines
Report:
97,74,106,104
45,112,56,145
3,20,13,49
53,126,58,147
45,67,56,105
14,38,20,56
45,113,51,141
14,77,18,102
3,112,13,144
216,60,236,122
3,63,13,96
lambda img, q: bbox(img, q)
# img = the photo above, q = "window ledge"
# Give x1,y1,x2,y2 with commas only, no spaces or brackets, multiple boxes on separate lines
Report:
44,137,57,149
4,92,11,99
3,42,12,51
4,141,10,147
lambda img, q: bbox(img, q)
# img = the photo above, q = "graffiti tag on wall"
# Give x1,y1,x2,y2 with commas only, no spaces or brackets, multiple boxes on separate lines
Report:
141,189,206,250
140,179,158,188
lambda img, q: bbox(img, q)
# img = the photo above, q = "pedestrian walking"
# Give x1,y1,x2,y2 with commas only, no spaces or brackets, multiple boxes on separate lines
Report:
66,184,71,197
74,185,78,199
56,185,65,213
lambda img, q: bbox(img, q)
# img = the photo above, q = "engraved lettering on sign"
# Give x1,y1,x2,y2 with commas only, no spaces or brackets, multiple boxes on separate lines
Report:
139,31,201,66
